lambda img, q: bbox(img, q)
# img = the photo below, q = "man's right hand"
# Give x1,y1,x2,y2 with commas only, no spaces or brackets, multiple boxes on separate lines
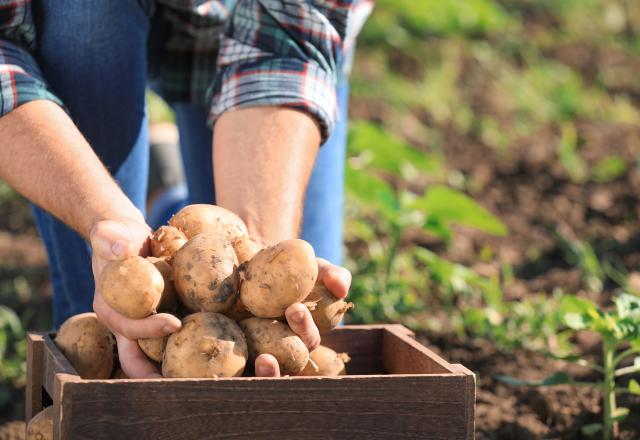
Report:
89,216,182,378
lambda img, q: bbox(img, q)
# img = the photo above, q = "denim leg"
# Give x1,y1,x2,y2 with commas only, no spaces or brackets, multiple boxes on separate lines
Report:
30,1,152,327
172,103,216,205
171,85,349,265
301,84,349,265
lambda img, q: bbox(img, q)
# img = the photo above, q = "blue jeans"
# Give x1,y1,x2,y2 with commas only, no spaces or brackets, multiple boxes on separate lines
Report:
29,1,348,328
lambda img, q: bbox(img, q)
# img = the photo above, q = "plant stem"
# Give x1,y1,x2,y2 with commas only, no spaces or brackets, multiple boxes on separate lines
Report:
613,348,640,366
603,340,618,440
384,225,402,289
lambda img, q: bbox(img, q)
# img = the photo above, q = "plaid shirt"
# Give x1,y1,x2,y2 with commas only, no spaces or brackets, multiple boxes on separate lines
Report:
0,0,372,140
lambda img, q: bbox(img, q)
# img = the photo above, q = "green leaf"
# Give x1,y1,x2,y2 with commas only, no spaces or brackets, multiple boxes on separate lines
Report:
614,294,640,319
494,372,576,387
348,122,444,176
413,185,507,236
629,379,640,395
612,407,629,422
591,156,627,183
345,166,400,220
560,295,598,316
581,423,603,436
564,312,587,330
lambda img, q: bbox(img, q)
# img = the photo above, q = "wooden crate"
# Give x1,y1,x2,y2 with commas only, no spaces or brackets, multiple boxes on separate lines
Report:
26,324,475,439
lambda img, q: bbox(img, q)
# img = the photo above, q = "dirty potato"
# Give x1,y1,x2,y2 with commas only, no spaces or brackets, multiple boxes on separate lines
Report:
55,313,114,379
98,256,164,319
240,239,317,318
239,318,309,376
172,234,239,313
169,204,248,241
162,312,248,378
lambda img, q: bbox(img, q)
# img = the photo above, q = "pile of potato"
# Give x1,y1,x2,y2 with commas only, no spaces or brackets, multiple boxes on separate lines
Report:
54,204,353,380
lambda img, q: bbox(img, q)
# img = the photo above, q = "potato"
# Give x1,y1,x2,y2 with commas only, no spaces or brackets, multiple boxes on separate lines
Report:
146,257,179,313
138,335,168,363
240,239,318,318
98,256,164,319
55,313,114,379
224,297,253,321
27,406,53,440
173,234,239,313
239,318,309,376
299,345,350,376
163,312,248,378
112,368,129,379
169,204,248,241
304,285,354,331
232,236,264,265
150,225,187,260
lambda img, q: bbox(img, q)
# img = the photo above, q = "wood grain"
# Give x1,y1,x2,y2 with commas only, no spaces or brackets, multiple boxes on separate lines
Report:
29,326,476,439
26,333,44,420
62,375,471,439
382,326,454,374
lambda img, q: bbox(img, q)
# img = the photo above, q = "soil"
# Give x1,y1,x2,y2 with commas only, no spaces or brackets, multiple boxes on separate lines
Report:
421,333,640,439
4,7,640,440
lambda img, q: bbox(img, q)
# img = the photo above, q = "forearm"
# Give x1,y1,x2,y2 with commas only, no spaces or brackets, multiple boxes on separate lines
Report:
0,100,142,239
213,107,321,244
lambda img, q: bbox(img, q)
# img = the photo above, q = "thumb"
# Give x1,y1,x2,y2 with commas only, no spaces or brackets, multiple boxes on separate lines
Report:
90,220,139,262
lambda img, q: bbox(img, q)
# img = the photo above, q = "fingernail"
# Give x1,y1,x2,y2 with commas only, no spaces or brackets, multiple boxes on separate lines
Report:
290,311,305,325
162,322,180,334
111,240,126,257
256,364,274,377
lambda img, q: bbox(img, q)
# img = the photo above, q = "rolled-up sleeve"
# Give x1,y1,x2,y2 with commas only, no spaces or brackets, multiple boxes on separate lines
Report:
210,0,360,141
0,0,63,116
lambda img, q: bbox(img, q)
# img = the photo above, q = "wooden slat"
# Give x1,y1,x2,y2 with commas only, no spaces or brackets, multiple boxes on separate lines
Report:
320,326,384,374
449,364,476,440
382,326,454,374
26,333,45,421
42,335,79,396
61,375,471,440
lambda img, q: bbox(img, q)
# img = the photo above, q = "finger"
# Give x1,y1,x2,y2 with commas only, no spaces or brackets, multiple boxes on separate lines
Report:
317,258,351,299
115,334,162,379
255,353,280,377
285,303,320,351
90,220,141,261
94,293,181,340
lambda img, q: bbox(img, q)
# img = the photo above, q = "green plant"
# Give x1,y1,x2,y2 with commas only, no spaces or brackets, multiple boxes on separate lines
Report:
0,305,26,414
345,122,507,322
496,293,640,440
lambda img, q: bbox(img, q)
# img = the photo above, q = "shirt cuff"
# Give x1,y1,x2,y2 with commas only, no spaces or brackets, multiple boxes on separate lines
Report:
209,57,338,142
0,40,64,117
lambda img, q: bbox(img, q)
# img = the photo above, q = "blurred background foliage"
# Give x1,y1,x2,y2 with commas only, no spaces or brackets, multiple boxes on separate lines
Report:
2,0,640,437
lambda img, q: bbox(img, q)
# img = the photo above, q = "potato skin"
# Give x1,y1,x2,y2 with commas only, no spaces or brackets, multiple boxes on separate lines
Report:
239,318,309,376
27,406,53,440
150,226,187,260
232,236,263,265
240,239,318,318
299,345,350,376
224,297,253,322
146,257,179,313
304,285,354,332
138,336,168,363
173,234,239,313
169,204,248,241
98,256,164,319
55,313,114,379
163,312,248,378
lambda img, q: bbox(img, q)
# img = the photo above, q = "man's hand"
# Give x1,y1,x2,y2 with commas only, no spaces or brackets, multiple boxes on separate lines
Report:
254,258,351,377
90,216,181,378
